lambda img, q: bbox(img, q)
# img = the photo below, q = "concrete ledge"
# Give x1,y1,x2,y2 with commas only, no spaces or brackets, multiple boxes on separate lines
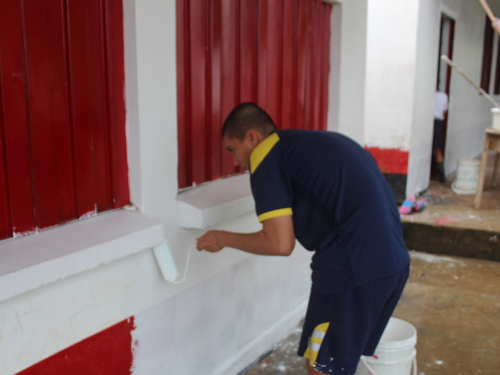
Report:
403,222,500,261
0,209,164,303
177,173,255,229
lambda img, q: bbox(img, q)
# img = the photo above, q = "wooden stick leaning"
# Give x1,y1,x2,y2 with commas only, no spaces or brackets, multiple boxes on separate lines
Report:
479,0,496,22
440,55,500,109
479,0,500,35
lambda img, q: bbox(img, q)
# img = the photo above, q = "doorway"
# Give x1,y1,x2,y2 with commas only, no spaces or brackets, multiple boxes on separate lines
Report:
431,14,455,179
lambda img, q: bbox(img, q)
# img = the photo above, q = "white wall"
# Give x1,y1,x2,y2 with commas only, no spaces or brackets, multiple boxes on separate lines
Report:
132,250,311,375
335,0,369,144
364,0,420,151
407,0,500,195
326,3,342,133
445,0,500,174
406,0,443,195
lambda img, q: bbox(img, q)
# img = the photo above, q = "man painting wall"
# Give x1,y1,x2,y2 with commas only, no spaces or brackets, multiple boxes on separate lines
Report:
197,103,410,375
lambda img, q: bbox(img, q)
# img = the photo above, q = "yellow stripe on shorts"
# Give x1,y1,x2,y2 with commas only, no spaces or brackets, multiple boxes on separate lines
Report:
303,322,330,367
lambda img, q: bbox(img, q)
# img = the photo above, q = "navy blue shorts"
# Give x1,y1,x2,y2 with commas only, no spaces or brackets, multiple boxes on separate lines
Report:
298,264,410,375
433,119,444,149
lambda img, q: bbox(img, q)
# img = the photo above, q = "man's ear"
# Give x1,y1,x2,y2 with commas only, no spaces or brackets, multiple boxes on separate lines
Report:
246,129,263,146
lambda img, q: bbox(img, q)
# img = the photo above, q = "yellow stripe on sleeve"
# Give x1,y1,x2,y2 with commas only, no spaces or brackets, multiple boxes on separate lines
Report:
258,208,293,223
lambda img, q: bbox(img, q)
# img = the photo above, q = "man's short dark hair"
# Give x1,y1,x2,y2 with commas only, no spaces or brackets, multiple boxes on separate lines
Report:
222,102,278,140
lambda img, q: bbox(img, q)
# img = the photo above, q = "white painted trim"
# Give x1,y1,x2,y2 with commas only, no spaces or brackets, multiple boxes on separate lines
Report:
123,0,142,210
323,0,348,4
177,174,255,229
438,4,458,23
0,210,164,303
212,300,308,375
326,2,342,132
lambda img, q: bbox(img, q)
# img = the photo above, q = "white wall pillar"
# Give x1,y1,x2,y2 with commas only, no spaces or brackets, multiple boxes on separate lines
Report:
335,0,369,145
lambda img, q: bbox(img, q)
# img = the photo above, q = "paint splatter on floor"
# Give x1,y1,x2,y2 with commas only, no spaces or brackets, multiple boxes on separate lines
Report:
245,329,307,375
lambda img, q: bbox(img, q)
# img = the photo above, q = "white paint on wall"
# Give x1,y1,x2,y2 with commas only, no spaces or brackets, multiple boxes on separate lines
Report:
406,0,443,196
364,0,420,151
327,3,342,133
123,0,142,210
131,250,311,375
336,0,368,144
0,249,167,375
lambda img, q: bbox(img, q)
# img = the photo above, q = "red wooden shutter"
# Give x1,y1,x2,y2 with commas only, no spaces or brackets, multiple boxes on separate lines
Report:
177,0,332,189
0,0,129,241
0,1,36,238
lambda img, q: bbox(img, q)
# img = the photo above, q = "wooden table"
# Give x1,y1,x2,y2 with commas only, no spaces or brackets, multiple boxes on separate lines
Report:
474,127,500,208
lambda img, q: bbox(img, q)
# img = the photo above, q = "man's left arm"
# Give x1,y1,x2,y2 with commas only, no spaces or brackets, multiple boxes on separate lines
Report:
196,215,295,256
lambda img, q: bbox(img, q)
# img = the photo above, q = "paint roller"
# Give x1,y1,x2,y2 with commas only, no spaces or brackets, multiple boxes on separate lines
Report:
153,240,193,283
440,55,500,109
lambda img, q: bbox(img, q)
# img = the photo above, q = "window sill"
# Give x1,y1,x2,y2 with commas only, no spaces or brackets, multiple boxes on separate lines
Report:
0,209,164,303
177,173,255,229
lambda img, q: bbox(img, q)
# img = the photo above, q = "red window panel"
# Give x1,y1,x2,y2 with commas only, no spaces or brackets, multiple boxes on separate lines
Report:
480,15,494,93
177,0,332,189
104,0,129,209
0,0,129,241
220,0,240,178
0,1,36,237
22,0,75,229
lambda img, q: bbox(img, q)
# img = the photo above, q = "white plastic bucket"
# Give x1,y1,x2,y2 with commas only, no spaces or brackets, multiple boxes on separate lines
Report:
492,108,500,130
451,159,480,195
354,318,417,375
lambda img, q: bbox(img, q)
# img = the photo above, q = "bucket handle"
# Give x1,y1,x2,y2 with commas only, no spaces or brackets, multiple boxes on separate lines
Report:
360,355,417,375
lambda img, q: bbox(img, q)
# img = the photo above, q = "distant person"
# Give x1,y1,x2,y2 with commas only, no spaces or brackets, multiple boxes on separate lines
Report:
197,103,410,375
433,87,448,182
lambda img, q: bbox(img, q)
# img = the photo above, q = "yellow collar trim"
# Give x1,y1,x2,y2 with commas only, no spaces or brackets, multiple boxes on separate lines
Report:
250,133,280,174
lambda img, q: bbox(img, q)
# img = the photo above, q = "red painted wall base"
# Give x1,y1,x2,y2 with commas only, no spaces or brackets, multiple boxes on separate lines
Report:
365,147,409,175
17,317,135,375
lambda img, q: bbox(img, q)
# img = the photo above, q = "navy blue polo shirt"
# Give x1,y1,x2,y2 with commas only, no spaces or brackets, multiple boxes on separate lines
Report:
249,129,410,294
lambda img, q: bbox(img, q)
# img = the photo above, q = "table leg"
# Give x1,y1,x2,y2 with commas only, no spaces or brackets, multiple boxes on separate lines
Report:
475,135,490,208
492,152,500,187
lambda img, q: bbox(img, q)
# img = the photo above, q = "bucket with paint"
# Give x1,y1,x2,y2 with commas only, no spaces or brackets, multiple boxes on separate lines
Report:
451,159,480,195
354,318,417,375
492,108,500,130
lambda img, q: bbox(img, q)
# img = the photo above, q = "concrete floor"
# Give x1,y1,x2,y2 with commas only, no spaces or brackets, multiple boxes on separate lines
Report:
244,156,500,375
